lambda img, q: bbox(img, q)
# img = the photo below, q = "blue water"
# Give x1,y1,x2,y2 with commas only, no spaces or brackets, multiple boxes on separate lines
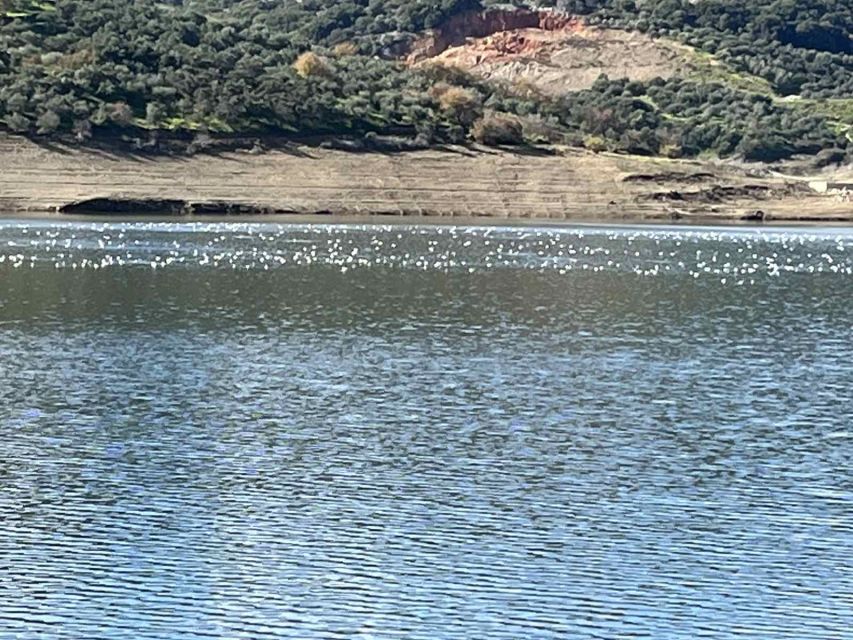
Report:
0,220,851,639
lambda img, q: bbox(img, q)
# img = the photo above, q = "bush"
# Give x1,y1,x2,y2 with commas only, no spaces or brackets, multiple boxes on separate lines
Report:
293,51,331,78
35,110,60,134
813,147,847,167
660,142,683,159
471,112,524,146
5,112,30,133
583,134,608,152
432,84,482,126
737,133,795,162
108,102,134,126
332,42,359,57
145,102,165,126
433,85,479,111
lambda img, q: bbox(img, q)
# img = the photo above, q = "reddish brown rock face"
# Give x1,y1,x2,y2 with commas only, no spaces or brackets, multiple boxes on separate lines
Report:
405,8,581,63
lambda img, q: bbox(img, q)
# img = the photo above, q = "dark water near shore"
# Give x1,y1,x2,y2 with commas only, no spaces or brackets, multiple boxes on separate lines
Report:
1,219,851,639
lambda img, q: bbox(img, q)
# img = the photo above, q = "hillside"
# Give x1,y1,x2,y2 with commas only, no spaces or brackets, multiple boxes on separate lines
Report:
415,20,684,95
3,133,851,220
0,0,851,165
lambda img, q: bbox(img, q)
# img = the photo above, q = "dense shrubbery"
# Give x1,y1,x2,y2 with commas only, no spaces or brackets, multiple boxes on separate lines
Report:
0,0,849,162
0,0,468,138
556,76,846,161
538,0,853,98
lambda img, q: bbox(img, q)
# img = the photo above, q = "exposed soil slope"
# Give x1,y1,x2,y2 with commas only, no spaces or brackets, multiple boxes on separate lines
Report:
405,7,576,62
431,27,682,95
1,135,849,221
407,8,682,95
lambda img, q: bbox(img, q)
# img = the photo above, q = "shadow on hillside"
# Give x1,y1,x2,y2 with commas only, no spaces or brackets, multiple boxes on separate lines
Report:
19,129,559,162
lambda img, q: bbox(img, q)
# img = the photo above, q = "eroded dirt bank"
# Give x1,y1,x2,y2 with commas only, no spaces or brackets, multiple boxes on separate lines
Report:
1,135,850,221
406,8,682,95
405,7,579,63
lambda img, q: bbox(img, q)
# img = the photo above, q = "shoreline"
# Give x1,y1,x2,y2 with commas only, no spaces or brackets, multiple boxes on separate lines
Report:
2,134,851,223
7,211,853,231
21,209,853,227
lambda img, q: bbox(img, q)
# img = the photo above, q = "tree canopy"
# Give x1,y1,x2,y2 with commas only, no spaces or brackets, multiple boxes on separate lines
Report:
0,0,850,162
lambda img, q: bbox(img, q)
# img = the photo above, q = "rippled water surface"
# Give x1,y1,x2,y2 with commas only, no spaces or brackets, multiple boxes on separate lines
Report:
1,219,851,639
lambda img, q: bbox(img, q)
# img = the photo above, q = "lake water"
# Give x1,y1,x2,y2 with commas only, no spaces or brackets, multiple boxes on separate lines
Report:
0,218,851,639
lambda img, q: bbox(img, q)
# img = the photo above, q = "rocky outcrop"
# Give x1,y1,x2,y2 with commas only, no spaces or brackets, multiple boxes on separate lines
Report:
623,172,716,184
60,198,187,214
405,8,579,63
59,198,292,215
639,183,813,204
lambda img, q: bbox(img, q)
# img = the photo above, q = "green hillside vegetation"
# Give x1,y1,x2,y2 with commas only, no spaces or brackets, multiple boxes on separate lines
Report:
0,0,850,163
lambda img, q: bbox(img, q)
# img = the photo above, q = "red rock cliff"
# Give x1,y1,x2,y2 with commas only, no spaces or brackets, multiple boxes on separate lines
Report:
406,8,578,63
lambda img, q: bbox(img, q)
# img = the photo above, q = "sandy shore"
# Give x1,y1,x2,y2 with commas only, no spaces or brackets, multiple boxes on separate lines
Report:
1,134,850,221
